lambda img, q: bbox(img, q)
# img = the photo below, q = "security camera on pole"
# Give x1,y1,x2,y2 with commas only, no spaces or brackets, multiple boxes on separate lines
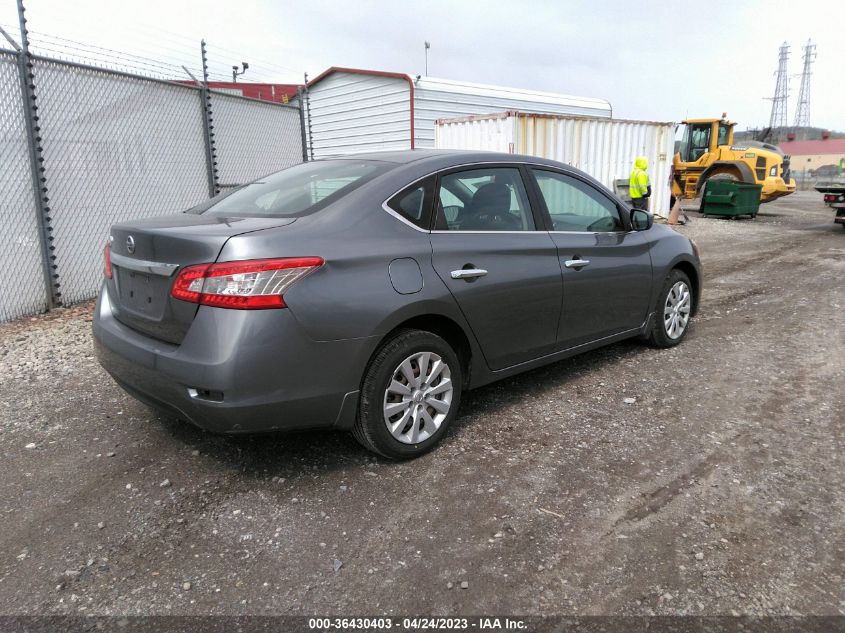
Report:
232,61,249,83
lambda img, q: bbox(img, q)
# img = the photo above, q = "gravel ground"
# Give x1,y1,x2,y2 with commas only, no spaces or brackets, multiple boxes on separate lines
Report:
0,191,843,616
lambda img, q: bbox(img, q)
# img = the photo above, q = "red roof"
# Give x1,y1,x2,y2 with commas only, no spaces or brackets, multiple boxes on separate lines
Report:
777,139,845,156
173,81,301,104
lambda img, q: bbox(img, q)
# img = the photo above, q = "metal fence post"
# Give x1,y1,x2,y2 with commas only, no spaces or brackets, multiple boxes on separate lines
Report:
297,87,308,162
303,72,314,161
200,40,219,198
16,0,60,309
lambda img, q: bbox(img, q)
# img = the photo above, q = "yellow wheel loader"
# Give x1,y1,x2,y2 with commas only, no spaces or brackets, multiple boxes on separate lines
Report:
673,117,796,204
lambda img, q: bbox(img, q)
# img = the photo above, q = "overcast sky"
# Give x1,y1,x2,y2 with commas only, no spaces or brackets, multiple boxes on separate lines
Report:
2,0,843,131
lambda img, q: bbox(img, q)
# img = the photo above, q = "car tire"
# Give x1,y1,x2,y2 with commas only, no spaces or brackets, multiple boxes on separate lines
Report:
645,269,694,348
353,329,462,460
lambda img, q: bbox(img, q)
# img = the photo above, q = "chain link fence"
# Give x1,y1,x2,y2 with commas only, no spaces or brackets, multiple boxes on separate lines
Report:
34,58,211,305
792,168,845,192
211,90,303,190
0,49,305,322
0,51,47,321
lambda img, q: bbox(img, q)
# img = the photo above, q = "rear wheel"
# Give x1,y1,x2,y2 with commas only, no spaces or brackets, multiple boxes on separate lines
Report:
698,170,742,213
706,171,741,182
353,329,462,459
644,269,693,348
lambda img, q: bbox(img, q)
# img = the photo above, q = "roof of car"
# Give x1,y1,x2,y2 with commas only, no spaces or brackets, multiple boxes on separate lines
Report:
322,149,475,163
321,149,559,166
316,149,616,206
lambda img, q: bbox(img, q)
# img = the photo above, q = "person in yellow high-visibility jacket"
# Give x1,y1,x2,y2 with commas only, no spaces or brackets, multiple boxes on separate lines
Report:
629,156,651,210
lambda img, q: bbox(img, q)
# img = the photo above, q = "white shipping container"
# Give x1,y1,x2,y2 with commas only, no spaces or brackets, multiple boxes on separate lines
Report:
435,111,676,217
303,67,611,158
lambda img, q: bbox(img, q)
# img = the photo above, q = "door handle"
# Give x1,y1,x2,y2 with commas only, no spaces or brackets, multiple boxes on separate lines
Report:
564,259,591,269
451,268,488,280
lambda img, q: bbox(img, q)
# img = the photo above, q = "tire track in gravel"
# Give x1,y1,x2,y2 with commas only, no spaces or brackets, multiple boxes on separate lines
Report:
529,228,842,614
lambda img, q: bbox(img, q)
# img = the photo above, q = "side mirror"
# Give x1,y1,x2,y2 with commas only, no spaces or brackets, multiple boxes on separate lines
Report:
630,208,653,231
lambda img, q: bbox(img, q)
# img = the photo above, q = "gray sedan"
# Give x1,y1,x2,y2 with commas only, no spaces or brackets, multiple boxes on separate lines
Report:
94,150,701,459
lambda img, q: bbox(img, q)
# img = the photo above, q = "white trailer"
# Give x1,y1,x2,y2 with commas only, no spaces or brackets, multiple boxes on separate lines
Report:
435,111,676,217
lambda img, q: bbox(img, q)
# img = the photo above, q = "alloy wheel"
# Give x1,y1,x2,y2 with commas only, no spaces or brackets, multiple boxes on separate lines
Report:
664,280,691,339
383,351,453,444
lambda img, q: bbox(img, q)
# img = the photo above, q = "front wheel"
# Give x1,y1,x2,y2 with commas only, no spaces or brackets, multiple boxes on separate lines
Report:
353,329,462,459
644,270,694,348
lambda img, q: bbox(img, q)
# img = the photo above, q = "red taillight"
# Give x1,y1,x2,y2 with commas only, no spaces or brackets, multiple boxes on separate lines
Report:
171,257,324,310
104,242,113,279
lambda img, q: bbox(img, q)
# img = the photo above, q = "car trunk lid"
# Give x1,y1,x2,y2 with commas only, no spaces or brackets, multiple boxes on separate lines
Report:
107,214,295,343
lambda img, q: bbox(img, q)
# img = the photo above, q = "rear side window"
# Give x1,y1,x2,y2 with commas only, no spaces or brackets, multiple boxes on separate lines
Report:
199,160,390,218
386,177,435,229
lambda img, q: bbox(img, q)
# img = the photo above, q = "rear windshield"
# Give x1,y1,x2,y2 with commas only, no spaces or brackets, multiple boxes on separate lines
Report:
198,160,390,218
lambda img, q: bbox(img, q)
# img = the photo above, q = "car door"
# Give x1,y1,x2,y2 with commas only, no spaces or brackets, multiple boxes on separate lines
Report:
429,165,562,371
528,168,653,348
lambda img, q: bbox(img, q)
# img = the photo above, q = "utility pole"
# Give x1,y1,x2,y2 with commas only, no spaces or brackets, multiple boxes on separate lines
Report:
793,40,816,130
766,42,790,136
424,41,430,76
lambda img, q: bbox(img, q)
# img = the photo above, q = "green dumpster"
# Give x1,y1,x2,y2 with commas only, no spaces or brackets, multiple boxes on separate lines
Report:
701,180,763,218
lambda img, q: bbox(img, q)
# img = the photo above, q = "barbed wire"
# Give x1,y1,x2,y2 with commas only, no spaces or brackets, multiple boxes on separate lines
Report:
31,36,200,77
0,20,300,86
125,21,302,76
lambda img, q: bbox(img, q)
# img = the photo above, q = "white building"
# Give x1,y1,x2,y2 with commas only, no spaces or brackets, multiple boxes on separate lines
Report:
302,67,612,158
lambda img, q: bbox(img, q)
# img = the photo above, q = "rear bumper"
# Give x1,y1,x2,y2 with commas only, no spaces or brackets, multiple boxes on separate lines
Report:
92,285,376,434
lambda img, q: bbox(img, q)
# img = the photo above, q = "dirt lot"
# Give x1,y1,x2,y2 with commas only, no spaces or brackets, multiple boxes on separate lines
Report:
0,192,843,616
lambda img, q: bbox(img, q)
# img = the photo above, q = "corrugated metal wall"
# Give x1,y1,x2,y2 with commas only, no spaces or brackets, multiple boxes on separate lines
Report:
432,112,516,152
306,73,411,158
305,70,612,157
436,113,676,216
412,77,611,149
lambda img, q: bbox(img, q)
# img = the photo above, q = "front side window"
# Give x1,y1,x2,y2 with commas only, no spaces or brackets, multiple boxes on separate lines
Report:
532,169,623,232
435,167,535,231
199,160,390,218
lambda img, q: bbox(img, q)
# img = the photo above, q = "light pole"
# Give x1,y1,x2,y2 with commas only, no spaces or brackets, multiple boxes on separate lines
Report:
424,41,430,76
